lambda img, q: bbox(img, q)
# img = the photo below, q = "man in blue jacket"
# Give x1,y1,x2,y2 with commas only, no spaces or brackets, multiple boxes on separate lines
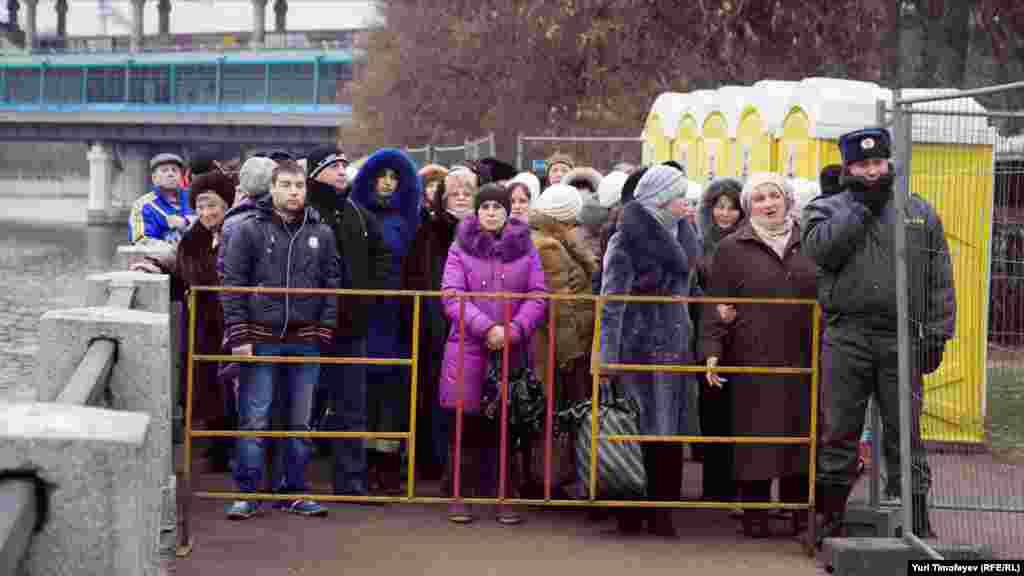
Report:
802,128,956,545
221,160,347,520
129,153,195,246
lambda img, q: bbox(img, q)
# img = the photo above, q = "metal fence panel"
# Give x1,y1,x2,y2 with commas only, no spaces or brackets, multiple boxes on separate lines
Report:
516,135,644,174
179,286,822,557
404,133,494,169
888,87,1024,559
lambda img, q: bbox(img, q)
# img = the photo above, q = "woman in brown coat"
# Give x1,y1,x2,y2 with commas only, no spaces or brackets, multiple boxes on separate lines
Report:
401,167,477,482
527,192,598,497
700,172,816,538
178,171,236,468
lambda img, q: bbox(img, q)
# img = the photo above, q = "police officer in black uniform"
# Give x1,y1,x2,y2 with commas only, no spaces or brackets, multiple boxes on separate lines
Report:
802,127,956,545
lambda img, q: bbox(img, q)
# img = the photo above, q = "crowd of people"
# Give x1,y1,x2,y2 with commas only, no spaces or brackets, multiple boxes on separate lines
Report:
126,126,955,546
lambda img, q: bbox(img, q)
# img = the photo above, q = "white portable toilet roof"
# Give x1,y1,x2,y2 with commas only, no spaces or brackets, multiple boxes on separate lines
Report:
647,92,687,140
715,85,755,138
877,88,995,146
788,77,883,140
750,80,800,136
683,89,722,131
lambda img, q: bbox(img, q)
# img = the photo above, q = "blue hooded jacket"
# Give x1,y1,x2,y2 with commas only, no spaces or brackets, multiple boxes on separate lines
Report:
352,148,422,254
350,148,423,364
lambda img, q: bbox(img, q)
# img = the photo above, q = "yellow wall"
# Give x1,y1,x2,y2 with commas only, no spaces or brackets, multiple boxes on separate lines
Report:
909,143,993,443
737,108,772,180
702,113,728,183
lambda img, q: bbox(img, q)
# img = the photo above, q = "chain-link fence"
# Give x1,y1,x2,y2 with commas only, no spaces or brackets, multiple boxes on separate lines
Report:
515,135,643,174
406,133,495,169
881,84,1024,560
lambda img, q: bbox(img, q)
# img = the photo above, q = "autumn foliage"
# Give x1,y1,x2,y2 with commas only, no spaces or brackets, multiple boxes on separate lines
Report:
342,0,1024,159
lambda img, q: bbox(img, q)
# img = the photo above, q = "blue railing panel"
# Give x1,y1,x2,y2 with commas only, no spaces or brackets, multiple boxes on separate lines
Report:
0,102,353,115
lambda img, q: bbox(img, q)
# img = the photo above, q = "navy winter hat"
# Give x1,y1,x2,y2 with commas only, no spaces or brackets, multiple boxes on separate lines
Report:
819,164,843,196
838,128,891,166
474,182,512,216
306,146,349,180
476,157,518,185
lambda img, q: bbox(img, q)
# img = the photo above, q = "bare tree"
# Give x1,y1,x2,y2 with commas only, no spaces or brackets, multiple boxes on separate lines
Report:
344,0,1024,157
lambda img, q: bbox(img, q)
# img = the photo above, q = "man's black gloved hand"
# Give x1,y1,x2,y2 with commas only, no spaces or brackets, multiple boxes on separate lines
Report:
849,186,888,215
917,337,946,375
844,172,893,216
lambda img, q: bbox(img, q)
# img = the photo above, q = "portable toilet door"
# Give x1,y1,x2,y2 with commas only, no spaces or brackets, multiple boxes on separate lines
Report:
736,105,773,182
702,111,729,184
687,89,718,184
644,92,682,165
716,85,753,178
778,105,817,180
642,115,669,165
673,112,700,178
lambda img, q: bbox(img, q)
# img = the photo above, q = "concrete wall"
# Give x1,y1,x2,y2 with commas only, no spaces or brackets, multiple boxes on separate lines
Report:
0,177,90,225
0,141,91,225
0,142,150,226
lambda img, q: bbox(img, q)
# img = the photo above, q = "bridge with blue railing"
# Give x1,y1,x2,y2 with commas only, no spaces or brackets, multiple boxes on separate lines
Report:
0,47,355,143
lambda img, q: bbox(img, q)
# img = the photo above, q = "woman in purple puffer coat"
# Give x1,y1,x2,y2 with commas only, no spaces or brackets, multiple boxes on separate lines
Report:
439,183,548,525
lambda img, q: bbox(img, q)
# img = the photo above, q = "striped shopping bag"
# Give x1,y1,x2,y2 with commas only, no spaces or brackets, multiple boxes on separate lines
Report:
558,380,647,499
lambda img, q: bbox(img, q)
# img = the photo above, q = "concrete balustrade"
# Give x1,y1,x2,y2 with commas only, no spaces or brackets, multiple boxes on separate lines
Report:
0,402,156,576
0,245,186,574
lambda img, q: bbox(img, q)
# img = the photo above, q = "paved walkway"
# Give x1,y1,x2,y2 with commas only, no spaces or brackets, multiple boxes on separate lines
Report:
174,495,820,575
172,455,823,575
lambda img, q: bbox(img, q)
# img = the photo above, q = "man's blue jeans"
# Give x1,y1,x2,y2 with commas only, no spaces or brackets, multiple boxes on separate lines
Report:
234,342,319,493
326,337,368,495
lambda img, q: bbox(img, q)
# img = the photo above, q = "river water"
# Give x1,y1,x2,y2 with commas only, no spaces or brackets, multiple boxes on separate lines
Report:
0,221,127,400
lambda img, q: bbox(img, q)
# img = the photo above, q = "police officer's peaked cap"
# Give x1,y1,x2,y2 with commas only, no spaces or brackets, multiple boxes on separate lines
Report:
838,128,891,166
150,152,186,172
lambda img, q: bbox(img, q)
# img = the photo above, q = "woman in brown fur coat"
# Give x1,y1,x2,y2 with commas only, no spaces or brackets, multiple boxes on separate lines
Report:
527,184,598,497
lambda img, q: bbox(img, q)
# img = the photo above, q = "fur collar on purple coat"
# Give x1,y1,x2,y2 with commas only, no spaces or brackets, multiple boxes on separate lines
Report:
455,215,534,263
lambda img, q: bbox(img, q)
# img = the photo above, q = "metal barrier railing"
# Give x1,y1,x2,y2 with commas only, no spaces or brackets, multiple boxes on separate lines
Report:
179,287,821,556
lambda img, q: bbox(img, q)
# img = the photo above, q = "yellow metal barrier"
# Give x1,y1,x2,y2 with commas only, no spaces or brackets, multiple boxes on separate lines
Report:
177,286,821,557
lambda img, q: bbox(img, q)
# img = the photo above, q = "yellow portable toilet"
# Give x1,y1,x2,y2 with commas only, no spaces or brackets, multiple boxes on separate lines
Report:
883,88,995,444
790,79,994,444
684,90,717,183
785,78,881,178
674,94,703,178
716,85,756,178
643,92,683,165
748,80,799,176
645,78,995,446
693,91,728,184
670,93,697,175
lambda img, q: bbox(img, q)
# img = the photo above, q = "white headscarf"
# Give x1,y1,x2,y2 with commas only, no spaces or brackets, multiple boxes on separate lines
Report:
741,172,795,258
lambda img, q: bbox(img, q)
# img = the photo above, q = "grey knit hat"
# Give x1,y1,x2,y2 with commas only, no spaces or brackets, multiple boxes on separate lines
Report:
634,165,687,209
238,157,278,197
